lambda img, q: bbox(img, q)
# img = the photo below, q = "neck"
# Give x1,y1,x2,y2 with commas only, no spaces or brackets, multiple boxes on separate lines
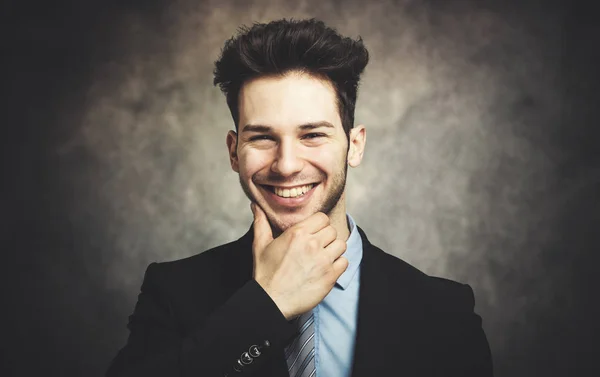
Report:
332,216,351,243
326,194,351,243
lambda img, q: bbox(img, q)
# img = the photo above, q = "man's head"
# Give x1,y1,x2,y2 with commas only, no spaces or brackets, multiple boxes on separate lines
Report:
213,18,369,237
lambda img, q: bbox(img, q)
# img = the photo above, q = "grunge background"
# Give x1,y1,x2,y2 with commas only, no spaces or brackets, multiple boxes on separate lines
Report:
3,0,598,376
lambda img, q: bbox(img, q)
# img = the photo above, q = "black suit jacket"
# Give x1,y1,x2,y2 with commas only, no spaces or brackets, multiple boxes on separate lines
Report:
106,224,493,377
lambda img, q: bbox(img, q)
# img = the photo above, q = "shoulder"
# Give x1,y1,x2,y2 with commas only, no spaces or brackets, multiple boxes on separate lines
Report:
369,244,475,314
142,236,244,289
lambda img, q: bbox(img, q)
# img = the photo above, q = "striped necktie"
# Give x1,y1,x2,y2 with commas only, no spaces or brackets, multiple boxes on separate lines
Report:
284,311,316,377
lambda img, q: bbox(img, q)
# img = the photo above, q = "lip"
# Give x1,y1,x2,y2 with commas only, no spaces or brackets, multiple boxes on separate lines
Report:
259,183,319,208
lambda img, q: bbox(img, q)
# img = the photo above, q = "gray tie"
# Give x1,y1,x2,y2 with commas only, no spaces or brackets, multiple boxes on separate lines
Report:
284,311,316,377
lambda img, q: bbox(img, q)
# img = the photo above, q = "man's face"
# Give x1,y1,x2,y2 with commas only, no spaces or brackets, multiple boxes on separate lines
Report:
226,72,355,236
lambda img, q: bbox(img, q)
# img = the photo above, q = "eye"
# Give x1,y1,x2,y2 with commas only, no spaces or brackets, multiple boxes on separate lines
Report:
249,133,325,141
249,135,273,141
303,133,326,139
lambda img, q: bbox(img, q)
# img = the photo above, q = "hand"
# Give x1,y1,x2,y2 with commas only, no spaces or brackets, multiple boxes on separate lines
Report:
250,202,349,320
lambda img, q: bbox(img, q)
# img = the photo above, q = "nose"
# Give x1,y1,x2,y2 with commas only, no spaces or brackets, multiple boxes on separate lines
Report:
270,138,304,177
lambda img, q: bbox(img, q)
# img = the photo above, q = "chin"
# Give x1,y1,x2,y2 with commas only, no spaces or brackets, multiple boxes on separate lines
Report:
268,209,313,230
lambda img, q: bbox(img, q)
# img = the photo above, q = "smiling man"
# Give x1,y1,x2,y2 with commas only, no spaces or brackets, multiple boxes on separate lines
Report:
107,18,493,377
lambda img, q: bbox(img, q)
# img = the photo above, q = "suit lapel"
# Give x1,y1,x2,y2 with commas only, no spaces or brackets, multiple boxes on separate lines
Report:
350,226,425,376
350,225,392,376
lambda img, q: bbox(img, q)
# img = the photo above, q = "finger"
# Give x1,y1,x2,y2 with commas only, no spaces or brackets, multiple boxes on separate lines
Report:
314,225,337,249
251,203,273,253
332,256,349,277
324,238,347,261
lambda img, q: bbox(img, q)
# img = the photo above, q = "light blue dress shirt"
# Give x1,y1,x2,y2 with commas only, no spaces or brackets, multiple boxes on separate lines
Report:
314,213,363,377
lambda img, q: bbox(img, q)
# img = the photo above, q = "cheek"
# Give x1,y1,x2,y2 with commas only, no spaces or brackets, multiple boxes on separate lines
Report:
310,149,341,172
240,150,270,176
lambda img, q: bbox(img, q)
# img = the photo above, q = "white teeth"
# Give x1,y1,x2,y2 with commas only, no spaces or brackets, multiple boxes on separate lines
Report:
273,184,314,198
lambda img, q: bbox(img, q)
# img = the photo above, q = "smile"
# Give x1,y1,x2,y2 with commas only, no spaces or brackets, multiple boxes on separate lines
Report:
270,183,315,198
259,183,319,207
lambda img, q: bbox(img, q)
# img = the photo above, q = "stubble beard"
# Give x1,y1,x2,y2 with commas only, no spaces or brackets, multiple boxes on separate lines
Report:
239,160,349,237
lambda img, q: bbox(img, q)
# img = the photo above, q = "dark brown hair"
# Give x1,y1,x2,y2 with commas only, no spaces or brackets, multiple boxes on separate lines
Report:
213,18,369,149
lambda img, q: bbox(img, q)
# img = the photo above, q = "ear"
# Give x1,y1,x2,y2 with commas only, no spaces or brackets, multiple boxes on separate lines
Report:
226,130,239,172
348,124,366,168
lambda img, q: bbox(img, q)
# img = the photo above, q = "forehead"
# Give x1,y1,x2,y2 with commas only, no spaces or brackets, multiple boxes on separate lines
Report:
238,72,341,130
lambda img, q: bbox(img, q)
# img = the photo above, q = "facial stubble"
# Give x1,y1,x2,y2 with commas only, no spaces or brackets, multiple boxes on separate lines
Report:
239,154,349,237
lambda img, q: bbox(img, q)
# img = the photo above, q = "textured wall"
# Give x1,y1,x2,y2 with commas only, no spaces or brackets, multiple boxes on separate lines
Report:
4,0,598,376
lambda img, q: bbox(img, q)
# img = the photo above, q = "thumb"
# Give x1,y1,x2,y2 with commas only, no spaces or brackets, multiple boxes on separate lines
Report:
251,202,273,252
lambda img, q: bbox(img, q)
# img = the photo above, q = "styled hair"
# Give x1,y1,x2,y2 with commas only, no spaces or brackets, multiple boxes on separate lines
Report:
213,18,369,149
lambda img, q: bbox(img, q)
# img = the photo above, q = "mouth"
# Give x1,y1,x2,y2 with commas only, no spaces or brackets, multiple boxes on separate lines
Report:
258,183,319,207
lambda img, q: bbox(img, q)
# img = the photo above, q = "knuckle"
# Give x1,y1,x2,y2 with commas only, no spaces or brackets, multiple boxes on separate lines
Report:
290,228,304,239
307,238,319,250
334,239,346,251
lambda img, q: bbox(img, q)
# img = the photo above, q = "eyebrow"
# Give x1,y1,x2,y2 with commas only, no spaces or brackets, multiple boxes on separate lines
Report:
241,121,335,133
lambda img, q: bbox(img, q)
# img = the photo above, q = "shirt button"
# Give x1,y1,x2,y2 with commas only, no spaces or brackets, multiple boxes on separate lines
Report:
233,359,244,372
241,352,253,364
249,345,261,357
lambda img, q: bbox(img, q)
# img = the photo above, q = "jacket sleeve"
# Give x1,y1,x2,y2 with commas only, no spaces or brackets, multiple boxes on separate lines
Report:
448,283,494,377
106,262,297,377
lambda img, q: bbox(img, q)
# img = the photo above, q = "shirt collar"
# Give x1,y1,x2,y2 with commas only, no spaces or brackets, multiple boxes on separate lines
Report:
335,213,363,290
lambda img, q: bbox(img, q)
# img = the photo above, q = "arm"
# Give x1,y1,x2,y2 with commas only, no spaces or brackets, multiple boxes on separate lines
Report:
106,262,297,377
447,284,494,377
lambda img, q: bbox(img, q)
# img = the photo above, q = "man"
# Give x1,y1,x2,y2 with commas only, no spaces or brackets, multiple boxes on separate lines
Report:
106,18,493,377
